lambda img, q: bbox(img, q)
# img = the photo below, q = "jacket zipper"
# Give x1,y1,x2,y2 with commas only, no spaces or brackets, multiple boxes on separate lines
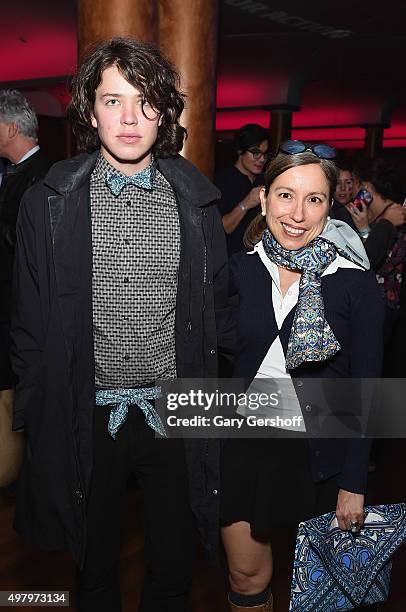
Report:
187,262,192,332
70,341,87,564
202,210,208,313
203,438,210,495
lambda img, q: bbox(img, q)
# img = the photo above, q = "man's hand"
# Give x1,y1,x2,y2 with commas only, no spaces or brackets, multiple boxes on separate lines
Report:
240,186,262,211
222,186,263,234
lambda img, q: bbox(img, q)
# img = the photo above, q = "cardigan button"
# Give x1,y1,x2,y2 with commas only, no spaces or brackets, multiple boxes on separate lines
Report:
210,349,216,355
318,471,324,480
212,489,219,495
305,404,312,413
297,380,303,387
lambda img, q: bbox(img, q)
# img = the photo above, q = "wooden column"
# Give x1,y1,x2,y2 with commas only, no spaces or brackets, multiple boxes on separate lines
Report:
269,109,292,154
364,125,384,159
159,0,219,178
78,0,158,59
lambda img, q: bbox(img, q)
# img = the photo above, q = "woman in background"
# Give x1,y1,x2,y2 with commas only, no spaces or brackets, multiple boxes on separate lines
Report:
347,159,406,373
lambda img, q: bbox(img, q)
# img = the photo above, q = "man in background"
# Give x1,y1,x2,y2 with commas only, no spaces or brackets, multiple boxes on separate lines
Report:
0,91,50,494
215,123,269,256
0,89,50,393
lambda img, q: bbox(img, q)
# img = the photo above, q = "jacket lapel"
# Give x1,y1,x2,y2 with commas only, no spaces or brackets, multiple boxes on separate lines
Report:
46,155,96,360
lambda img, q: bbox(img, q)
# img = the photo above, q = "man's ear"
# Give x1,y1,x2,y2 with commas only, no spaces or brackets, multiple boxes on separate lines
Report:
158,114,163,127
91,114,98,129
8,122,18,139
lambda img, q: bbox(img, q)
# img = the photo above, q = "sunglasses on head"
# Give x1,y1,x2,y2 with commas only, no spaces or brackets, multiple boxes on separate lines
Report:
278,140,337,160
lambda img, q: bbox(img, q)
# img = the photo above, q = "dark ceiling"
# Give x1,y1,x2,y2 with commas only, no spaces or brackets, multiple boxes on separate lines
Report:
2,0,406,149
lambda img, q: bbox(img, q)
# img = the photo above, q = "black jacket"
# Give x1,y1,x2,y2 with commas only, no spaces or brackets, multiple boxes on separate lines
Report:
11,152,234,567
0,150,51,317
0,150,51,388
230,249,385,494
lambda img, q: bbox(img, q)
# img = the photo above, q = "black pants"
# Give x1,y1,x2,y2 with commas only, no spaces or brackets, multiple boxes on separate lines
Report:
76,405,197,612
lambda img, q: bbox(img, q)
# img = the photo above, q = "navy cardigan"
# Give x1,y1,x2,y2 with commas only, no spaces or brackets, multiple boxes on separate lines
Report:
230,249,385,494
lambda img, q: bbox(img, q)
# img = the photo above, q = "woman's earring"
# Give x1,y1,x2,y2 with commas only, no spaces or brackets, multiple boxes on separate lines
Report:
261,210,266,216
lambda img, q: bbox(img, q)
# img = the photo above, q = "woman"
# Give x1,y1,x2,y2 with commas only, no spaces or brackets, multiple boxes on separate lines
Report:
333,164,354,207
347,159,406,266
346,160,406,373
220,141,385,611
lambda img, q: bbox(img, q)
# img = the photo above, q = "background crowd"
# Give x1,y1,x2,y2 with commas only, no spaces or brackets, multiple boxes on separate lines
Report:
215,123,406,379
0,92,405,612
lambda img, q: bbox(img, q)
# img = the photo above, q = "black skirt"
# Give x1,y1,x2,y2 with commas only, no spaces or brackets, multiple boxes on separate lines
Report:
220,434,340,541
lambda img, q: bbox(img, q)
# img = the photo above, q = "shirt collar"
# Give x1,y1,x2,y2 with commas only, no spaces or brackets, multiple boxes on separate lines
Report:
91,152,157,185
249,241,281,289
16,145,40,165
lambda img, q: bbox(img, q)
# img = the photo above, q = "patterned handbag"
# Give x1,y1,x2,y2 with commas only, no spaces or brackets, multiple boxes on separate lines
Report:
289,504,406,611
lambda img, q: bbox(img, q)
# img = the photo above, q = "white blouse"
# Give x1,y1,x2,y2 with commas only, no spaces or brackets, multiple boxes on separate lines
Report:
237,241,362,432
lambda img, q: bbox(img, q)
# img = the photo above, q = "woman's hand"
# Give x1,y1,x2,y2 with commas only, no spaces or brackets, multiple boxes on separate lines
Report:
335,488,365,532
346,202,370,231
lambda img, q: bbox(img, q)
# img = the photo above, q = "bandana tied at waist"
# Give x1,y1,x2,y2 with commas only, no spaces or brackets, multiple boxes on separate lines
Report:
95,386,167,439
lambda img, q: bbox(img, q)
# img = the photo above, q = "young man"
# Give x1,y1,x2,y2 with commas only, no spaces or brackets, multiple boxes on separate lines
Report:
11,38,232,612
215,124,269,256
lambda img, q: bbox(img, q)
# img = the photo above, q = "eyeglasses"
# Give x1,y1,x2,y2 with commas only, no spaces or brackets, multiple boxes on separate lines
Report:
279,140,337,160
247,148,269,161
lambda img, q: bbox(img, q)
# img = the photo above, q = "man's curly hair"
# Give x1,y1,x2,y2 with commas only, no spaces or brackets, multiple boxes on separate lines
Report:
68,37,187,157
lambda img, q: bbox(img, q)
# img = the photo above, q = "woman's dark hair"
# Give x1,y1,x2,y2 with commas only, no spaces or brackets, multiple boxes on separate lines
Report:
244,147,338,248
68,37,186,156
353,158,402,202
235,123,269,154
336,161,353,173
